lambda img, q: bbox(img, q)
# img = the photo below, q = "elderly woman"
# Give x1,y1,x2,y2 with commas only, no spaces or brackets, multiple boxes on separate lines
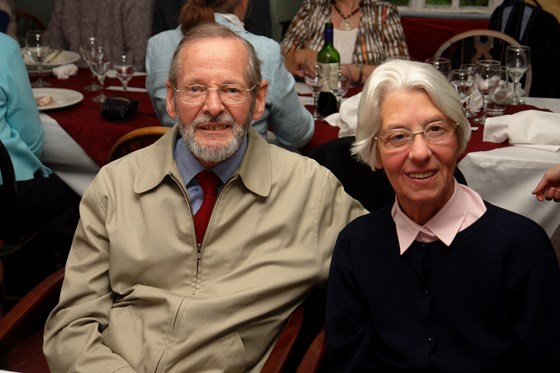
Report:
325,60,560,372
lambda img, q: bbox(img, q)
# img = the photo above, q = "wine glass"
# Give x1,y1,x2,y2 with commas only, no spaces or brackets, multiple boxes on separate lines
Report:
25,30,51,87
426,57,451,80
505,45,531,105
474,61,501,124
451,68,474,117
329,66,351,111
79,36,102,92
113,51,135,95
90,46,111,103
303,59,326,120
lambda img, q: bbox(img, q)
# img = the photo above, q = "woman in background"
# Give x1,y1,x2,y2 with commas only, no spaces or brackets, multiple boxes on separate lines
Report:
280,0,409,84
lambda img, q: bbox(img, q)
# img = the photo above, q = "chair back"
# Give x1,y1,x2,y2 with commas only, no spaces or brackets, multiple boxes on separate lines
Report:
0,139,19,245
433,29,531,95
489,0,560,98
296,328,326,373
108,126,169,162
0,267,64,372
15,9,46,38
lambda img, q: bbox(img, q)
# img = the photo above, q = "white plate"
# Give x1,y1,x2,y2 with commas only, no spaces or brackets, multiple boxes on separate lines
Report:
32,88,84,111
23,50,81,68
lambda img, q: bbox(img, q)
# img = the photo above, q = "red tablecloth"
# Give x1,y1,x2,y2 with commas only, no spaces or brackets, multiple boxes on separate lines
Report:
40,68,160,167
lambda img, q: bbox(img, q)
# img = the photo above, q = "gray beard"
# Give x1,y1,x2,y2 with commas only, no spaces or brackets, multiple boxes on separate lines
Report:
178,112,250,164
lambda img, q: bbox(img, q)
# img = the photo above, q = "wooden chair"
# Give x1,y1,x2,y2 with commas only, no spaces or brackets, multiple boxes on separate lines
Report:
108,126,169,162
15,9,46,38
434,29,532,95
0,267,64,372
296,328,326,373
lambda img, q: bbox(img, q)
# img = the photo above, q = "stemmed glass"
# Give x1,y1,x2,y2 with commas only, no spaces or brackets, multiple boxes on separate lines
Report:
25,30,51,87
329,66,351,111
303,59,326,120
113,51,135,95
451,68,474,117
90,46,111,103
79,36,102,92
460,63,478,117
426,57,451,80
474,61,501,124
505,45,531,105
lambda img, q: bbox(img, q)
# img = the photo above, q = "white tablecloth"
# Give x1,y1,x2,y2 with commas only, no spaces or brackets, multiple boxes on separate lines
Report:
458,97,560,236
40,113,99,196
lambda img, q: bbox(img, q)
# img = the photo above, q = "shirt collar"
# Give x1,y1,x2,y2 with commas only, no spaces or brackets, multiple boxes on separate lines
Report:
174,134,248,186
392,180,486,254
215,13,245,31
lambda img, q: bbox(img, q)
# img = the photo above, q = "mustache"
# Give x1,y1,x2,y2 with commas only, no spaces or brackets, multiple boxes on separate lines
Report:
191,113,237,128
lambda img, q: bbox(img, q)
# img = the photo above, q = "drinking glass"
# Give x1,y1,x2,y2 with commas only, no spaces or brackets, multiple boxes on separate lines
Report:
329,66,351,111
25,30,50,87
90,46,111,103
113,50,135,95
474,61,501,124
505,45,531,105
487,65,510,117
460,63,478,117
79,36,102,92
425,57,451,80
303,59,326,120
451,68,474,117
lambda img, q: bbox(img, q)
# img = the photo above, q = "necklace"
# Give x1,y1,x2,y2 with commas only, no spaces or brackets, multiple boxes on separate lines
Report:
332,1,361,31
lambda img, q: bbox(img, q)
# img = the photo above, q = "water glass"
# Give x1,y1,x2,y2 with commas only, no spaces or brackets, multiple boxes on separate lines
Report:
487,66,509,117
426,57,451,80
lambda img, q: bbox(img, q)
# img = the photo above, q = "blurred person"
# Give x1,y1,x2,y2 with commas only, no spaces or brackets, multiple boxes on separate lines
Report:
146,0,314,150
44,23,365,372
533,162,560,202
281,0,409,84
47,0,154,71
325,59,560,372
0,0,16,39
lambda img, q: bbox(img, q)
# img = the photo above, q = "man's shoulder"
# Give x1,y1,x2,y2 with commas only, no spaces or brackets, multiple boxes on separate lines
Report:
148,27,182,46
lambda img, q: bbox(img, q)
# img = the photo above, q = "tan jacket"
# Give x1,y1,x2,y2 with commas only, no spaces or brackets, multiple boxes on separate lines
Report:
44,126,365,372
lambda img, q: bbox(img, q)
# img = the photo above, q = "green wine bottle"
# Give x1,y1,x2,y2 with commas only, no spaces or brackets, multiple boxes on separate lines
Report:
317,22,339,117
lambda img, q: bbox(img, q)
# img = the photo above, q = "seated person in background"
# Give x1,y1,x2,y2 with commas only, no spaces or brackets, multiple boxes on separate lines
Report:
325,59,560,372
146,0,314,150
280,0,409,84
44,23,365,372
152,0,272,37
0,33,77,245
533,163,560,202
0,0,16,39
47,0,154,71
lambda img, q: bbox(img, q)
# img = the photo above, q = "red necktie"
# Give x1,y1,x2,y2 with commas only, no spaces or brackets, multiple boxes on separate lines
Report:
194,170,220,243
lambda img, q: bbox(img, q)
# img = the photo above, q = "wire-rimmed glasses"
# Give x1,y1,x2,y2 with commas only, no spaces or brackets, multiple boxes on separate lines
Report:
374,121,459,150
173,84,256,105
505,45,531,105
25,30,50,87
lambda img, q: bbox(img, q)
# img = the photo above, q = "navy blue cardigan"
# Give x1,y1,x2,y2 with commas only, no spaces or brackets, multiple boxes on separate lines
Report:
326,202,560,372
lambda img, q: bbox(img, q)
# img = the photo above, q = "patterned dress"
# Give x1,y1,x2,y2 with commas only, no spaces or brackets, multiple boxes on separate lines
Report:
281,0,409,65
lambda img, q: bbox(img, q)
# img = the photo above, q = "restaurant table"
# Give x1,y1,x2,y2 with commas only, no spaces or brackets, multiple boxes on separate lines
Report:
458,98,560,237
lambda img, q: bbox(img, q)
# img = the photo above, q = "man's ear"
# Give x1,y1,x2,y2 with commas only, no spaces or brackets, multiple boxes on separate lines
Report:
252,80,268,120
166,81,178,119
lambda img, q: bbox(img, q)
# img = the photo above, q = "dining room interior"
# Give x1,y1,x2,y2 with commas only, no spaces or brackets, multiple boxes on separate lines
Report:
2,0,560,371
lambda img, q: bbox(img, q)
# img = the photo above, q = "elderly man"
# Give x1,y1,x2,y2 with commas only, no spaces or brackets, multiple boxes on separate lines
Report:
43,23,365,372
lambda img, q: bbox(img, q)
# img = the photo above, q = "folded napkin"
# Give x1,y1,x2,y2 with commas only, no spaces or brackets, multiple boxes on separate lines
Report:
324,93,361,137
483,110,560,151
52,63,78,79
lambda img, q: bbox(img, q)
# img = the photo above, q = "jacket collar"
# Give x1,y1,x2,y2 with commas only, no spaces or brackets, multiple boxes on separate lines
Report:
133,125,271,198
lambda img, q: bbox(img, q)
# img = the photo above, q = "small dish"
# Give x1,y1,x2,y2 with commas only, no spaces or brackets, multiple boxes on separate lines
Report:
32,88,84,111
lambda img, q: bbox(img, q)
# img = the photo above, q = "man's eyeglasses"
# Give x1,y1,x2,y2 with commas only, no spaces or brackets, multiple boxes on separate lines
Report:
173,84,256,105
375,121,459,150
